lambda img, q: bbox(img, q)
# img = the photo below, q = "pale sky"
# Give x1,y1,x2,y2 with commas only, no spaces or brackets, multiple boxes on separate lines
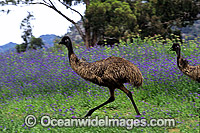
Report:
0,2,85,46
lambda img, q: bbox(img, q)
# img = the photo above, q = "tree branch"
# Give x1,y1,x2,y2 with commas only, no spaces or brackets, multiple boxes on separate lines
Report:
31,2,52,9
52,7,86,40
58,0,84,21
48,0,57,9
30,1,86,41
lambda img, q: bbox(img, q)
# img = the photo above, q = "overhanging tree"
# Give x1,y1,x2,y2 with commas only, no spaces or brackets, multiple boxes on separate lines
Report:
30,0,91,47
1,0,92,48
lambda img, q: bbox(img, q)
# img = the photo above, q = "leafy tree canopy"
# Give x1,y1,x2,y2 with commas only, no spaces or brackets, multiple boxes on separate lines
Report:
29,36,44,50
130,0,200,39
86,0,137,39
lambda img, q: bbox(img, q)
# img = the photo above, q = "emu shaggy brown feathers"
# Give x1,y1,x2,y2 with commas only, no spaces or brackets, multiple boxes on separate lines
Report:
59,36,143,117
177,58,200,82
170,43,200,83
70,55,143,87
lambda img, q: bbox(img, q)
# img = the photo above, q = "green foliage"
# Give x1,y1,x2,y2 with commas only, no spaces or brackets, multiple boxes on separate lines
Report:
48,37,67,53
86,0,137,39
29,36,44,50
16,36,44,53
85,0,199,45
50,44,66,53
15,43,27,53
131,0,200,39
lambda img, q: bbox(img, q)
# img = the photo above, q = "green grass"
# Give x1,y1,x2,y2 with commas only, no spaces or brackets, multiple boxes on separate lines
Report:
0,85,199,132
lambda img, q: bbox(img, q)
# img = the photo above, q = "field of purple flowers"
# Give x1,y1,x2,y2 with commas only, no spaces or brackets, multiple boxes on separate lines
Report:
0,36,199,132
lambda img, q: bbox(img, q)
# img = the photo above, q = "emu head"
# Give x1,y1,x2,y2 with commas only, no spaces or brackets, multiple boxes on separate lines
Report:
59,36,72,49
170,43,181,51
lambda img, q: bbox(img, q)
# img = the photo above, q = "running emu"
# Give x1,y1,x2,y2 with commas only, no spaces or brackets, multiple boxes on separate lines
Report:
170,43,200,83
59,36,143,117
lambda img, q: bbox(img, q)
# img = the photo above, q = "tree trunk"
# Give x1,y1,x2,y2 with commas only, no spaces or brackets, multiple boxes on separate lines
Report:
92,29,98,46
84,18,91,49
84,0,91,49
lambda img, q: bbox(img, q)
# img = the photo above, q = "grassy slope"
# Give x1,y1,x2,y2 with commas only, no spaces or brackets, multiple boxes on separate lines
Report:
0,36,199,132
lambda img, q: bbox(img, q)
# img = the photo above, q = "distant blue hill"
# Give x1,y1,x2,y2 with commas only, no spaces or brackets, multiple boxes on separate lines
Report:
0,34,59,53
0,42,17,53
40,34,60,48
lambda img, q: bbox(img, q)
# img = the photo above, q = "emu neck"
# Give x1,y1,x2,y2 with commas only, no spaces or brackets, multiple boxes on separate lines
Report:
66,45,80,71
176,48,181,58
67,45,74,61
176,48,181,67
176,48,186,70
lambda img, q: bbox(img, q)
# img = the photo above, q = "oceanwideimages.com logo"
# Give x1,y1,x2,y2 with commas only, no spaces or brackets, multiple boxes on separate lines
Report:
24,115,176,129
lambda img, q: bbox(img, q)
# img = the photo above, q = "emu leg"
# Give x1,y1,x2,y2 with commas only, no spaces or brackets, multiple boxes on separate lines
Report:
119,85,141,115
84,88,115,117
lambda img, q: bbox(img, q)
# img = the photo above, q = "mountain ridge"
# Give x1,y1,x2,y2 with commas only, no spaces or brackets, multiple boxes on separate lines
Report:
0,34,59,53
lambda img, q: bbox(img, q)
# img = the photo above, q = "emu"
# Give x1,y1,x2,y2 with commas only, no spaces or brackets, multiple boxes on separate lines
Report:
59,36,143,117
170,43,200,83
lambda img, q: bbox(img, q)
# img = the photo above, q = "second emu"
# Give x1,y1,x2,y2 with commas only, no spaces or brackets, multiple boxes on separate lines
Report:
59,36,143,117
170,43,200,83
